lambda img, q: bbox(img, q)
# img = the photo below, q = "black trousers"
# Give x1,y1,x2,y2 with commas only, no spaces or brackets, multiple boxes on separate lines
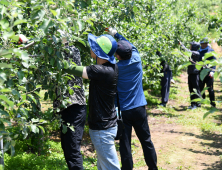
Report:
188,74,201,106
199,75,216,106
161,70,172,103
119,106,158,170
60,104,86,170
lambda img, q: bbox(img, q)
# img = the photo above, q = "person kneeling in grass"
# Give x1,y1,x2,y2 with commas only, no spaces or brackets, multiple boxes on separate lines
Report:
63,33,120,170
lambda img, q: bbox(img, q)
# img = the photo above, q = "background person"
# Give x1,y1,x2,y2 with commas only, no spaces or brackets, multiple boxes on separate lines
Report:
107,27,158,170
198,37,216,107
156,51,173,107
53,30,87,170
179,42,202,109
63,33,120,170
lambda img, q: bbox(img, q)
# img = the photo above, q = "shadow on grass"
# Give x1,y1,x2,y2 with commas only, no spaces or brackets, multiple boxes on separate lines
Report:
173,105,187,111
167,130,222,170
147,111,181,118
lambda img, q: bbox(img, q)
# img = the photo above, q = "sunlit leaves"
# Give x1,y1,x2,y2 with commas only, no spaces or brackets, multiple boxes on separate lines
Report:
200,68,210,81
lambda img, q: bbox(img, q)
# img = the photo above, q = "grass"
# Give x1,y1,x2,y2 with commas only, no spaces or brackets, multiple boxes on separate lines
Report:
4,140,97,170
146,74,222,134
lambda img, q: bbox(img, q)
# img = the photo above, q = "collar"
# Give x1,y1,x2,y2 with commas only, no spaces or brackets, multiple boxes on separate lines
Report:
199,46,209,52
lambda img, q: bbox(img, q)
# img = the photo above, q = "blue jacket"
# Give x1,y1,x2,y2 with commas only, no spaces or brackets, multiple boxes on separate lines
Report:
198,47,216,72
114,33,147,111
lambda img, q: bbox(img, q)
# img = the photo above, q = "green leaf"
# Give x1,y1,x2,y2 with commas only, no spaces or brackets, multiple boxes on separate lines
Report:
38,125,45,133
0,63,12,68
0,95,14,107
11,145,15,156
69,88,74,95
11,35,19,42
78,40,86,47
18,108,28,117
0,0,9,6
2,54,12,58
30,124,39,133
13,19,27,26
31,118,39,123
17,71,24,83
200,99,211,104
62,124,67,134
0,19,9,29
69,125,75,132
202,52,217,61
21,52,29,61
63,60,69,69
195,64,202,71
3,31,15,40
191,98,201,102
36,85,42,89
86,19,94,26
50,9,57,16
0,109,9,117
27,94,37,104
200,68,210,81
48,47,53,54
50,58,55,66
22,62,29,68
0,88,12,93
213,71,219,79
178,62,191,70
18,86,26,91
203,107,218,119
39,19,53,33
77,20,85,32
0,122,5,131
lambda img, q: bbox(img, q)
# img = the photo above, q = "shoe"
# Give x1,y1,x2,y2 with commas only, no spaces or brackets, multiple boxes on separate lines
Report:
211,103,216,108
188,105,197,110
159,103,166,107
197,104,201,107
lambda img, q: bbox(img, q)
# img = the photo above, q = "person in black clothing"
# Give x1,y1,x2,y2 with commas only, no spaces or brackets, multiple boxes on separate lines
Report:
198,37,216,107
63,33,120,170
156,51,172,107
53,30,87,170
180,42,202,109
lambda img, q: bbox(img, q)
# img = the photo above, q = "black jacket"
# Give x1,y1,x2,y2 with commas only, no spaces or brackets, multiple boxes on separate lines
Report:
180,42,200,74
160,60,171,72
187,51,200,74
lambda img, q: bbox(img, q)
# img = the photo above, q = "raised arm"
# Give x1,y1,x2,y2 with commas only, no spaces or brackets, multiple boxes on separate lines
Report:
106,27,139,53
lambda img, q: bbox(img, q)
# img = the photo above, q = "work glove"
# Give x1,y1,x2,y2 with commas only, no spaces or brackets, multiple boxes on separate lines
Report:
105,27,117,37
209,71,214,78
18,34,28,44
170,79,175,84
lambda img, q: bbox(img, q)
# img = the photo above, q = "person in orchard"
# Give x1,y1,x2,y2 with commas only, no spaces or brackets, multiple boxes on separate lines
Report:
53,30,87,170
198,37,216,107
63,33,120,170
156,51,173,107
106,27,158,170
179,42,202,110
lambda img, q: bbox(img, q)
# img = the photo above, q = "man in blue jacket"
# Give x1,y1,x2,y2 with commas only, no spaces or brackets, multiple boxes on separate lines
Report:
198,37,216,107
107,28,158,170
